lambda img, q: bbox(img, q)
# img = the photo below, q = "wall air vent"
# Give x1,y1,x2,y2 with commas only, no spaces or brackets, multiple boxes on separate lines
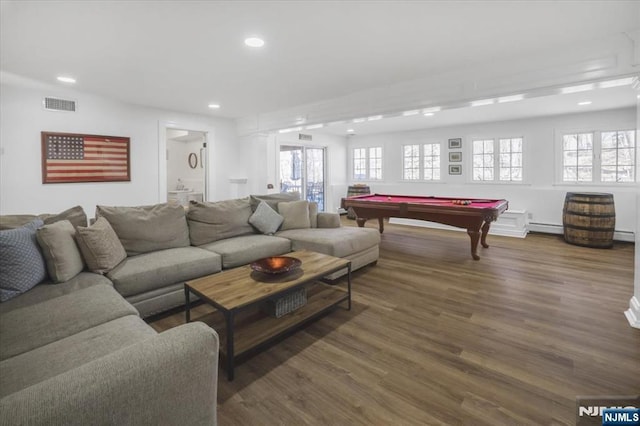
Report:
43,97,76,112
298,133,312,141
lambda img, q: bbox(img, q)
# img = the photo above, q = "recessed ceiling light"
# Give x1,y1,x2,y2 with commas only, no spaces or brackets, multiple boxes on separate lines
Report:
497,94,524,103
422,107,441,114
244,37,265,48
367,115,383,121
599,78,634,89
352,118,366,123
578,101,592,106
471,99,495,107
561,84,594,94
346,129,355,133
306,124,324,130
402,110,420,116
57,76,76,84
278,126,302,134
208,104,220,109
423,112,435,117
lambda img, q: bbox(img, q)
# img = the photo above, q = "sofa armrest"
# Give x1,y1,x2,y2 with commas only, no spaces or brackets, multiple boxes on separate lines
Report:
0,322,219,426
317,212,341,228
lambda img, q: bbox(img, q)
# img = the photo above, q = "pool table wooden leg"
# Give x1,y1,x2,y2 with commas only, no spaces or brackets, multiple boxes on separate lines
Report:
377,217,384,233
480,221,491,248
467,228,481,260
356,218,367,228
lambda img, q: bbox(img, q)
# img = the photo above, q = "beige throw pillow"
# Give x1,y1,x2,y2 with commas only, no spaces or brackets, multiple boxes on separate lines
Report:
278,201,311,231
36,220,84,283
76,217,127,274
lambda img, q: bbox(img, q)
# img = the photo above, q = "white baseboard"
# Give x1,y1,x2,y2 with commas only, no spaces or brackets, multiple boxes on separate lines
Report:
624,296,640,329
529,222,635,243
389,209,528,238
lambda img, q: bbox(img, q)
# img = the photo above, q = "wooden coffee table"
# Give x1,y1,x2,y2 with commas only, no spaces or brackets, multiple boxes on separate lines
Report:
184,250,351,380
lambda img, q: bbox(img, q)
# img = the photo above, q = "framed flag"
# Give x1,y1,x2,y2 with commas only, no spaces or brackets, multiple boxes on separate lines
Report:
41,132,130,183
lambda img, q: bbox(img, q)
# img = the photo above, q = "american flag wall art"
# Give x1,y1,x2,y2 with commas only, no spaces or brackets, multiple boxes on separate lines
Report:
41,132,130,183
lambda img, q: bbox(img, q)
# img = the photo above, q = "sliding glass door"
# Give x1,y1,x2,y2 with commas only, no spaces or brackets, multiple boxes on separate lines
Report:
279,145,326,211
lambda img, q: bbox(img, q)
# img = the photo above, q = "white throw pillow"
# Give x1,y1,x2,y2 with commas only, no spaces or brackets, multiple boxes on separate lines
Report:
249,201,284,235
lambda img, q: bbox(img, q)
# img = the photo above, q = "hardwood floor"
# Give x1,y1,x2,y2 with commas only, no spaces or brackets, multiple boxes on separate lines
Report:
148,218,638,425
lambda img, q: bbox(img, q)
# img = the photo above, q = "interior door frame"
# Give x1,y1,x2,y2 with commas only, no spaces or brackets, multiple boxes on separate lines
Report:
158,121,211,203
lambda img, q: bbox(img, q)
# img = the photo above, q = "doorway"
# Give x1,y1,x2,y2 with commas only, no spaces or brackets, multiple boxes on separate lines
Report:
279,145,326,211
166,129,207,206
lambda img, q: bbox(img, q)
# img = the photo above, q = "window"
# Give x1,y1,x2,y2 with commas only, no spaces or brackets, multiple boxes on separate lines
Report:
562,133,593,182
560,130,635,183
353,146,382,180
402,143,441,180
423,143,441,180
601,130,635,183
368,147,382,180
499,138,523,181
403,145,420,180
472,138,523,182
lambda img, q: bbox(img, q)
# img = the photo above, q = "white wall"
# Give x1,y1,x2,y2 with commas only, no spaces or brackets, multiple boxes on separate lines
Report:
0,81,238,217
347,107,637,233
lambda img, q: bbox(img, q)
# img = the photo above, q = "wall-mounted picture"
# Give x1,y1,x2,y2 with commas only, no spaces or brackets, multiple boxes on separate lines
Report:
449,152,462,162
41,131,130,183
449,165,462,175
448,138,462,149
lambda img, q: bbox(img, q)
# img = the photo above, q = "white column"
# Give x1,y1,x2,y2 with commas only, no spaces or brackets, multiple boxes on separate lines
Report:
624,76,640,328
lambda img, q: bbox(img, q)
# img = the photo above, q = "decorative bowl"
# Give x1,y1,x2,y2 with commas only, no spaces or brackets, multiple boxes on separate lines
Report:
250,256,302,275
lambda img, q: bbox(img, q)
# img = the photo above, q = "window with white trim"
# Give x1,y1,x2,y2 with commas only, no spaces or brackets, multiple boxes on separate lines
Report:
561,129,635,183
368,147,382,180
352,146,382,180
601,130,635,182
402,143,441,180
472,138,523,182
562,132,593,182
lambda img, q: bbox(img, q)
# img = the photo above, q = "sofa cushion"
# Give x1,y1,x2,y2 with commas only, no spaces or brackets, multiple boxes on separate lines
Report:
0,315,156,398
187,198,254,246
0,220,47,302
0,272,112,315
317,212,341,228
36,220,84,283
249,201,283,235
199,234,291,269
0,284,138,361
275,227,380,258
309,202,318,228
76,217,127,274
41,205,88,229
106,247,222,297
278,200,311,231
249,192,300,212
0,215,38,230
96,203,190,256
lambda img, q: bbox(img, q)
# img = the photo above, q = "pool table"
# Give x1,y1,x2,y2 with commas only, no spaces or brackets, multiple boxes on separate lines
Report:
341,194,508,260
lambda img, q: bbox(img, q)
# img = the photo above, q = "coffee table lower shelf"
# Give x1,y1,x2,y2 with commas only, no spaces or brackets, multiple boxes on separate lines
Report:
212,284,347,357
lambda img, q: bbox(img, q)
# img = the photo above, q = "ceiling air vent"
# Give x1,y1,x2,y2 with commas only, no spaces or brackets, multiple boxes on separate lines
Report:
43,97,76,112
298,133,312,141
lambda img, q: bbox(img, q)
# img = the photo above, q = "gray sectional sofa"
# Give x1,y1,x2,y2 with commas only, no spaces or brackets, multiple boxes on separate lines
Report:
0,193,380,425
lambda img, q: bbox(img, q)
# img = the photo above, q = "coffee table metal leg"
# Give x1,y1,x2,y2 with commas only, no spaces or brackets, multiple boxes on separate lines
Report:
226,311,235,381
184,286,191,323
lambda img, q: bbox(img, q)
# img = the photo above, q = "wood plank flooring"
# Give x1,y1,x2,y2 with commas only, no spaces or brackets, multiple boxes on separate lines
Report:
148,218,639,425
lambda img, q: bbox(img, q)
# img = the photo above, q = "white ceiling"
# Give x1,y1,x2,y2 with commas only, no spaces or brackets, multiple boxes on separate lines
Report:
1,1,639,135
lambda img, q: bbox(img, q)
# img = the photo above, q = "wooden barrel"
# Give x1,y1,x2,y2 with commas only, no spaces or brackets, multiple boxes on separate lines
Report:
346,185,370,219
563,192,615,248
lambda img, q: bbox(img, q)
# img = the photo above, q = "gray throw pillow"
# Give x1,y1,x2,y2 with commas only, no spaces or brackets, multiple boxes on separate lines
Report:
0,220,47,302
249,201,284,235
96,203,190,256
278,201,311,231
76,217,127,274
36,220,85,283
41,205,88,229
